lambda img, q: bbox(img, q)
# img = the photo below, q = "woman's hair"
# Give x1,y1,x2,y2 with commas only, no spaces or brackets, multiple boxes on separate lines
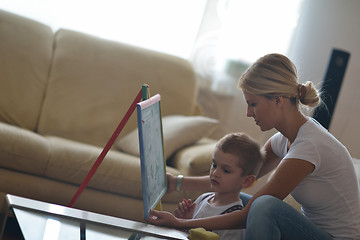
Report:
215,132,264,176
238,53,321,108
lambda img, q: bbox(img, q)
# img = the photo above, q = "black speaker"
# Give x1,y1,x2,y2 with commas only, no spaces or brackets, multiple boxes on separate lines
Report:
313,49,350,129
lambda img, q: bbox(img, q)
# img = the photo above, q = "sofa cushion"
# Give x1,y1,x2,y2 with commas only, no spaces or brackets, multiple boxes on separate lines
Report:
42,136,184,201
37,29,200,147
116,115,218,159
0,122,50,176
167,138,217,176
44,136,143,198
0,10,53,131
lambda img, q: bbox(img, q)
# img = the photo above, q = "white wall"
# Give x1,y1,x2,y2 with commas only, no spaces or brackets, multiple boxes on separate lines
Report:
288,0,360,158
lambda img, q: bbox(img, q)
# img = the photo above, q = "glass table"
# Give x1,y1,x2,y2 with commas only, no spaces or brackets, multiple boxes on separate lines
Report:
0,194,188,240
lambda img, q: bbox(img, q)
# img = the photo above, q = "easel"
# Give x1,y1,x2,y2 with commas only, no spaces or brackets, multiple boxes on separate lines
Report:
139,85,163,212
68,84,162,212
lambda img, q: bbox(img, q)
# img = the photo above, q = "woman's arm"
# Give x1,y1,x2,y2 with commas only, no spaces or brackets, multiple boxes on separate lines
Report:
181,175,212,191
148,206,248,230
256,138,281,179
256,158,315,200
150,158,314,230
167,173,212,193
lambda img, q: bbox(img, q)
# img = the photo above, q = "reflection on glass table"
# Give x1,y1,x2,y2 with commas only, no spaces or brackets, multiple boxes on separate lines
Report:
0,194,188,240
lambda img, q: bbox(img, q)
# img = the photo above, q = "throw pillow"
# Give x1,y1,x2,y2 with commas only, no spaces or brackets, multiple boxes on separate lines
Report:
115,115,218,159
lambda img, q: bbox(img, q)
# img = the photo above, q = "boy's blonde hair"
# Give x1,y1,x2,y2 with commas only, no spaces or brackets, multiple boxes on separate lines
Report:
239,53,321,108
215,132,264,176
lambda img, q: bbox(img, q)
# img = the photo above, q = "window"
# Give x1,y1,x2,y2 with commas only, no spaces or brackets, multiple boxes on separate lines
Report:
191,0,303,94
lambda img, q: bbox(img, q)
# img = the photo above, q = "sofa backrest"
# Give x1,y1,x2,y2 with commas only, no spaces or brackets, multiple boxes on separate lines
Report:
37,29,199,147
0,9,53,131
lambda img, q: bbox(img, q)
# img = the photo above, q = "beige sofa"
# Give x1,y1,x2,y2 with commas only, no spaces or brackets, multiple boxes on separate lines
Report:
0,9,218,222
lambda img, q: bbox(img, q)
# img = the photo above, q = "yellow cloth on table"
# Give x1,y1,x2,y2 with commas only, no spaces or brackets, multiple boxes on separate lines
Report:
188,228,220,240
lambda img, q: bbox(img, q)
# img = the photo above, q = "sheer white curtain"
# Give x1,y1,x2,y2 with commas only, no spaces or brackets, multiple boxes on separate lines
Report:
191,0,303,95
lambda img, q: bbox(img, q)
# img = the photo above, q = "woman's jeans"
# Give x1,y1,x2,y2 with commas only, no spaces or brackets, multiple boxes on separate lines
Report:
240,194,333,240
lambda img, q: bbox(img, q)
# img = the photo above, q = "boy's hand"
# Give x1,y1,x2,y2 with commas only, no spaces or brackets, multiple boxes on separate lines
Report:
147,209,181,228
174,198,196,219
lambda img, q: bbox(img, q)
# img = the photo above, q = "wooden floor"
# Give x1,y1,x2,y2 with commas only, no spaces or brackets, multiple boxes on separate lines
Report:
1,217,24,240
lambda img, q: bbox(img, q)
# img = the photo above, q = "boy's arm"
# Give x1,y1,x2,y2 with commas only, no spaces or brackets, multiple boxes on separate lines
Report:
174,199,196,219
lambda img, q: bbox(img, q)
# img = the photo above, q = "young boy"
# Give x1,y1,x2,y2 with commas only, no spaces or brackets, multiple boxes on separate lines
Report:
174,132,264,239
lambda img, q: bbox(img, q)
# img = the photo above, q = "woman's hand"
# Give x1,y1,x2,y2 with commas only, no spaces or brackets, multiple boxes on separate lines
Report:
174,199,196,219
147,209,182,228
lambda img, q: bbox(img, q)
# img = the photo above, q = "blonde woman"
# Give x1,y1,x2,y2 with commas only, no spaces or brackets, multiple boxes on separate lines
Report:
148,54,360,240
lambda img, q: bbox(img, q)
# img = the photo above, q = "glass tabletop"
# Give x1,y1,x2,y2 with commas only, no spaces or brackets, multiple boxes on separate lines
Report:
0,194,188,240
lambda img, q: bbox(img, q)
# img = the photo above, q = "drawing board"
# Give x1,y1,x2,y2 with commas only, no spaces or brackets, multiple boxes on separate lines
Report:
137,94,167,220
